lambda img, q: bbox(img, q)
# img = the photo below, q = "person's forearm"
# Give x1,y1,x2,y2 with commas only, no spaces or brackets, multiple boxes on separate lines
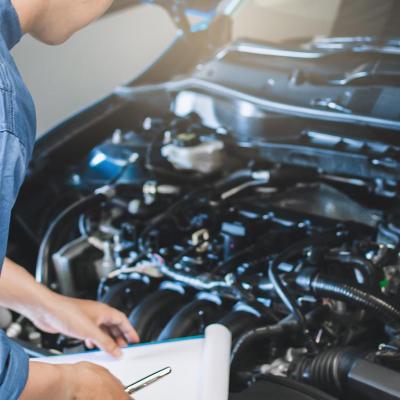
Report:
20,362,70,400
21,361,131,400
12,0,115,45
0,258,55,319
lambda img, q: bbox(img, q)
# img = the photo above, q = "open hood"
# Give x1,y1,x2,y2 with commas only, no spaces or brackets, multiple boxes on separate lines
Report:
119,1,400,134
8,3,400,400
122,0,242,85
31,0,400,194
133,0,242,27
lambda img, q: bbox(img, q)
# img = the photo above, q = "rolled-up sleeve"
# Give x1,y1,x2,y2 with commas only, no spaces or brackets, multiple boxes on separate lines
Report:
0,331,29,399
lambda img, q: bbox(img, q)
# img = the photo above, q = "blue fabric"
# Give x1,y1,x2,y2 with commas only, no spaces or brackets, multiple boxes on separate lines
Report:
0,0,37,397
0,331,29,399
0,0,36,268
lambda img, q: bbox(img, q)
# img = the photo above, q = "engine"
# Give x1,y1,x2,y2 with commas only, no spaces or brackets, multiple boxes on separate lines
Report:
11,113,400,399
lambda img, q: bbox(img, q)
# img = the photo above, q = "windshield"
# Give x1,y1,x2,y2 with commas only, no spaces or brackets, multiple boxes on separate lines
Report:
232,0,400,43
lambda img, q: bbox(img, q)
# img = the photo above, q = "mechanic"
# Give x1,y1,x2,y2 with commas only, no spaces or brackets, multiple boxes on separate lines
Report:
0,1,139,399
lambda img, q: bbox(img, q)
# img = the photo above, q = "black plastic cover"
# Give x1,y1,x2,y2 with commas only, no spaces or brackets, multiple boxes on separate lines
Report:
348,359,400,400
229,377,338,400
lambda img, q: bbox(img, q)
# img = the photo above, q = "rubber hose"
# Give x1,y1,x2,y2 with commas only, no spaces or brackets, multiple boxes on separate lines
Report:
212,169,253,191
309,275,400,329
288,347,361,395
345,256,376,287
269,235,344,353
218,310,262,342
35,193,102,286
268,241,318,352
157,299,221,340
230,318,300,367
329,253,377,288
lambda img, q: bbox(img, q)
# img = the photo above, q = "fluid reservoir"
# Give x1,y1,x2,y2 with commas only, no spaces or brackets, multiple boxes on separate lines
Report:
161,132,224,174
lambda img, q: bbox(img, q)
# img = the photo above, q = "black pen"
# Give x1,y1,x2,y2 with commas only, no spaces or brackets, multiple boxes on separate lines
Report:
125,367,172,395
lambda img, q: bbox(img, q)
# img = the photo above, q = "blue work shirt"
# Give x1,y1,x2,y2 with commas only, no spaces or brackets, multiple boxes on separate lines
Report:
0,0,36,398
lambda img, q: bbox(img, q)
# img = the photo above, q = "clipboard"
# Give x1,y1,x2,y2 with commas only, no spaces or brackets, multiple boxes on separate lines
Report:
34,324,232,400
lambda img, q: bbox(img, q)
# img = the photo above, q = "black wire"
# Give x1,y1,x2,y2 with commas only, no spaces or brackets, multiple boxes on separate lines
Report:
268,239,326,354
35,193,103,287
268,233,346,353
137,186,210,253
269,243,312,333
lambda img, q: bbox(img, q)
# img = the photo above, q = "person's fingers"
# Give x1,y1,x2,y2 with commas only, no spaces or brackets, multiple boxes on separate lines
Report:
119,319,140,344
102,308,140,343
90,325,122,358
113,311,140,343
108,326,128,348
116,336,128,347
84,338,95,349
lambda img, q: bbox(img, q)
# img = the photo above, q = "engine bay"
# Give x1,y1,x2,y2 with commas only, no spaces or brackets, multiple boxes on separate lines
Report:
8,93,400,399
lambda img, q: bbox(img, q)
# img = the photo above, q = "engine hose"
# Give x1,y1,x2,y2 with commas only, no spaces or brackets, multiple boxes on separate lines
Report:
128,289,186,342
218,310,262,342
289,347,400,400
290,348,400,400
269,242,318,353
344,255,376,288
231,306,326,376
213,167,317,193
268,235,346,353
35,186,115,286
230,317,301,368
329,253,377,288
288,347,361,396
157,299,221,340
212,169,253,191
297,273,400,329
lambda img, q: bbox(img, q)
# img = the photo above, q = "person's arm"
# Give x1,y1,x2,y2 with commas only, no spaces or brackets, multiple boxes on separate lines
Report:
0,258,139,356
0,258,137,398
11,0,115,45
21,361,130,400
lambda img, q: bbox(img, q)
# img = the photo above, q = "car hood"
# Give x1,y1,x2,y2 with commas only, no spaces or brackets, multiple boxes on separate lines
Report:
32,0,400,190
120,1,400,133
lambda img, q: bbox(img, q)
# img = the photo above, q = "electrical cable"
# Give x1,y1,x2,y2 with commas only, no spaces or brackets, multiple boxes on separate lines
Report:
35,186,115,286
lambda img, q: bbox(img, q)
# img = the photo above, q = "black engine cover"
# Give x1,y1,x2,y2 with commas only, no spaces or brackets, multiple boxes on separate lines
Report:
229,377,338,400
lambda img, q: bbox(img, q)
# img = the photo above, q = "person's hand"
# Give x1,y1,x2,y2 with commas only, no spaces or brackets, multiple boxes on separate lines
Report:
21,361,131,400
63,362,131,400
29,294,139,357
0,258,139,356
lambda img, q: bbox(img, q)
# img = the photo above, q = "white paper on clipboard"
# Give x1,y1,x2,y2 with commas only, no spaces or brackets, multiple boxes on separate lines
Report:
34,324,232,400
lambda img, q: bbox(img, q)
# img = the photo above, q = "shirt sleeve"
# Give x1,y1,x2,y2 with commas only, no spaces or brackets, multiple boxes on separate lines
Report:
0,132,28,398
0,0,23,50
0,131,27,270
0,331,29,399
